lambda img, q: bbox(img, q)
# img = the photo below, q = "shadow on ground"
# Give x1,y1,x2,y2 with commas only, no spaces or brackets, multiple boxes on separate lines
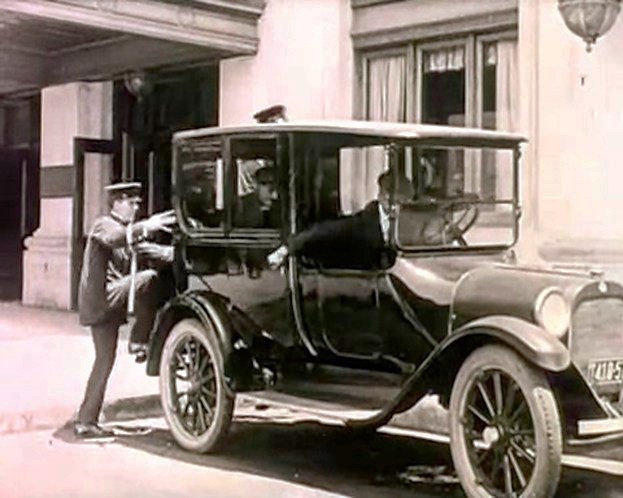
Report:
53,418,623,498
55,418,460,498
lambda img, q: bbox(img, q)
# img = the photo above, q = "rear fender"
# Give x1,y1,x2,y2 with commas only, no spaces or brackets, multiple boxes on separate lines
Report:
147,291,234,377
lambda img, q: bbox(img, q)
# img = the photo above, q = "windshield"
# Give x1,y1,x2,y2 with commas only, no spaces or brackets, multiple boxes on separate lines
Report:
301,140,518,252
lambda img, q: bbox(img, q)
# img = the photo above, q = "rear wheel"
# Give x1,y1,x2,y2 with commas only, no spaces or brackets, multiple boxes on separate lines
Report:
159,318,234,453
449,344,562,498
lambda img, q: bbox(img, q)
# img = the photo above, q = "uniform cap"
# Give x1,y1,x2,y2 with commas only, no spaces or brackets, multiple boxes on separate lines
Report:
105,181,142,199
253,105,287,123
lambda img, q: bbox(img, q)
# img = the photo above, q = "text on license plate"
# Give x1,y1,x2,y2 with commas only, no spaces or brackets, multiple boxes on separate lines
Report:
587,359,623,384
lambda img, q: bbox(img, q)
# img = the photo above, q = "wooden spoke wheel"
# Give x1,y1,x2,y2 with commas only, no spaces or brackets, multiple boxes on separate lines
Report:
159,318,234,453
449,345,562,498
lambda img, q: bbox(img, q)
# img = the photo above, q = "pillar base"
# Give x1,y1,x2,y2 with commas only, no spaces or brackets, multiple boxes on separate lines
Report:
22,233,73,310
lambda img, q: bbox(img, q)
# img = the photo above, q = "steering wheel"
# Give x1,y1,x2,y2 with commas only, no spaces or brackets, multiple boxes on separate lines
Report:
422,197,479,246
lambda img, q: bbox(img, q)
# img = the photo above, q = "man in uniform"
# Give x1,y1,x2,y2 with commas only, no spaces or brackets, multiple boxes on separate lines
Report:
74,181,176,438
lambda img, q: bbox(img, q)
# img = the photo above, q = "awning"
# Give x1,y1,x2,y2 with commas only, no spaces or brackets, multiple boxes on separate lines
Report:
0,0,265,98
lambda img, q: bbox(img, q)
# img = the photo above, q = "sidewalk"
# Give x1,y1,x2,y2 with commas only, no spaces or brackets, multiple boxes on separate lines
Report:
0,302,159,435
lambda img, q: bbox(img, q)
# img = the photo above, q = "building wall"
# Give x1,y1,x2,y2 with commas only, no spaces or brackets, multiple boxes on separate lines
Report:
351,0,517,34
518,1,623,267
23,82,112,309
220,0,353,124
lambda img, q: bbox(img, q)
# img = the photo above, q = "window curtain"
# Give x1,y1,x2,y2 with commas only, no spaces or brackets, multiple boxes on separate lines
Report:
495,40,518,200
424,46,465,73
341,55,406,213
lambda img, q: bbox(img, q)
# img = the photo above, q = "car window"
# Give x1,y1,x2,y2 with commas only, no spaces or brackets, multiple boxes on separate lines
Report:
396,145,516,249
178,139,225,229
231,137,280,230
297,143,400,271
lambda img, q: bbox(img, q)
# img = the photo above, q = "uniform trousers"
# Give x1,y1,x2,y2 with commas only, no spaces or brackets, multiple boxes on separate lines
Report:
77,269,159,424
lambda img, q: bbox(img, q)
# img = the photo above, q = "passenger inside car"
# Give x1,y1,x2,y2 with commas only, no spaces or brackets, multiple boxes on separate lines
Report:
235,160,280,229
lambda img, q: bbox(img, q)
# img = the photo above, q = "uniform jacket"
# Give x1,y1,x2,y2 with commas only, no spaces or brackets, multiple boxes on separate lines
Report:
289,201,395,270
78,213,148,326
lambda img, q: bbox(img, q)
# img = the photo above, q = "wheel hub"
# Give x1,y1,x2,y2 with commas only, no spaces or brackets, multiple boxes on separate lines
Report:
482,426,501,448
188,378,201,393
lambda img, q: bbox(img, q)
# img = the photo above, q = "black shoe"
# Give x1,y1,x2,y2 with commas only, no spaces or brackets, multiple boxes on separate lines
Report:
73,422,114,439
128,342,148,363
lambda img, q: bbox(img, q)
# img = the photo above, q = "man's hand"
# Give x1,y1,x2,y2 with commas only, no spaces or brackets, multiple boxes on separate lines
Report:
142,209,177,235
136,242,174,263
267,245,289,269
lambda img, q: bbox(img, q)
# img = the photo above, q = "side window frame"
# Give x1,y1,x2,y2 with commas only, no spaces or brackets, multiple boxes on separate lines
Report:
226,133,286,246
173,135,228,239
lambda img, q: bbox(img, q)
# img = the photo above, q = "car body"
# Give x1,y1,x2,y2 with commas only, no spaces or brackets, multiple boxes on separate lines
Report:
146,119,623,498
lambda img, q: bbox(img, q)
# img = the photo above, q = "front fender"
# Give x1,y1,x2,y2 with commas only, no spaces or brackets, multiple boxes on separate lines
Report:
146,290,234,376
448,315,571,372
386,315,572,418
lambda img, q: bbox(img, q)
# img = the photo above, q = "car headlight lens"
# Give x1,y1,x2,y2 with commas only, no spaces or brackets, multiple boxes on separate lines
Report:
534,287,570,339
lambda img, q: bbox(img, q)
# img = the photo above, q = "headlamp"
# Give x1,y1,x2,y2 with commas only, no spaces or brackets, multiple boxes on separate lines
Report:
534,287,571,339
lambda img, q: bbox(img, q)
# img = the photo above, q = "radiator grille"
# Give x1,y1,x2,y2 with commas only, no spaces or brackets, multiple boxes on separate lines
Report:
572,298,623,394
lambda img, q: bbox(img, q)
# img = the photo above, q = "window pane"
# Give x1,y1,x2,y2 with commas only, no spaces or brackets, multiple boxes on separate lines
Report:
480,39,518,205
396,146,515,249
231,138,280,229
421,45,465,125
366,55,407,121
179,139,224,229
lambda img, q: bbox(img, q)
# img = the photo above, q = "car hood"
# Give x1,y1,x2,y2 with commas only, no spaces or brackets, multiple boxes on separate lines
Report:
388,254,495,306
388,254,599,312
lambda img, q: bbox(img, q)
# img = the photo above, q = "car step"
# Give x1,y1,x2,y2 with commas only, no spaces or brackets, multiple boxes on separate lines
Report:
239,390,383,424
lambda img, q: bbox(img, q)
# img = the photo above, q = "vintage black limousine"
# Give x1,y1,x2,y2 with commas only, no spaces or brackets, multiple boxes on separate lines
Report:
144,119,623,498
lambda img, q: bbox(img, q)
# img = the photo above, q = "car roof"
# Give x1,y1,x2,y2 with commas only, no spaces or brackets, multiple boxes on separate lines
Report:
173,119,526,148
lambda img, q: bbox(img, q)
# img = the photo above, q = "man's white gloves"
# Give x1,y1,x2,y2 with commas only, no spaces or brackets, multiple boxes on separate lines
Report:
267,245,289,269
136,242,174,264
141,209,177,236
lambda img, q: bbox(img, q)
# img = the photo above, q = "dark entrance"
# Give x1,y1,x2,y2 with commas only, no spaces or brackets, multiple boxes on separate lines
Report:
114,65,220,213
68,65,219,307
0,97,40,300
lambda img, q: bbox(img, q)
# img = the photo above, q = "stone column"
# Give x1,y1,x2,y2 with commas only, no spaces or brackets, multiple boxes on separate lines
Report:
22,81,112,309
514,0,541,265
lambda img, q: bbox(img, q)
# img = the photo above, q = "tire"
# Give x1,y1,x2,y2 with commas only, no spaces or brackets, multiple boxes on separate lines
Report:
159,318,234,453
449,344,562,498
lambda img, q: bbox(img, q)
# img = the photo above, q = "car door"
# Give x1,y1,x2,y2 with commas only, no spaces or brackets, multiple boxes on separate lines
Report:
178,133,293,346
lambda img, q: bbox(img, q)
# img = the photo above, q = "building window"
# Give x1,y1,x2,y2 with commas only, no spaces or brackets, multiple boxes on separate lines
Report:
360,30,517,215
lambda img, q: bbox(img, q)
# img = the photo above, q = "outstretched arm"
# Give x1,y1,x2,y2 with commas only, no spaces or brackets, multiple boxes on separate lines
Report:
91,210,177,248
268,216,356,268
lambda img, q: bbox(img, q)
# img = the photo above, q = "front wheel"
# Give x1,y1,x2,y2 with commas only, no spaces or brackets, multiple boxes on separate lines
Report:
449,344,562,498
159,318,234,453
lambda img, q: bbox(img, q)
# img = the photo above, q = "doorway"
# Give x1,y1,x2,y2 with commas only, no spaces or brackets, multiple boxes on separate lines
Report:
71,138,115,309
0,148,38,300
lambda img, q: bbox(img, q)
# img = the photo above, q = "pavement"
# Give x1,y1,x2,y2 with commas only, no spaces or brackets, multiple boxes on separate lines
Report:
5,301,623,478
0,302,160,435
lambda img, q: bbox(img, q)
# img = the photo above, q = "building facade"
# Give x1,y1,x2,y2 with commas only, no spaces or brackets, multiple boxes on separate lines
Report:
1,0,623,310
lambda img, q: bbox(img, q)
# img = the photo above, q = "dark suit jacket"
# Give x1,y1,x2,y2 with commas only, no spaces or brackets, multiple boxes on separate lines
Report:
78,213,150,326
289,201,394,270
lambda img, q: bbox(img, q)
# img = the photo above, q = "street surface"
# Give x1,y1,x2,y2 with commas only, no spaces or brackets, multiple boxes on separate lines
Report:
2,303,623,497
3,407,623,498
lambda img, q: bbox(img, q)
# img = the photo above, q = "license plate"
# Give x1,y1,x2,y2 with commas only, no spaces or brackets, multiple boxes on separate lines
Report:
587,359,623,385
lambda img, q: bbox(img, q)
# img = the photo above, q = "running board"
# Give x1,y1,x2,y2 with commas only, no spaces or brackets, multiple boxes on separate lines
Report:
240,391,382,423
